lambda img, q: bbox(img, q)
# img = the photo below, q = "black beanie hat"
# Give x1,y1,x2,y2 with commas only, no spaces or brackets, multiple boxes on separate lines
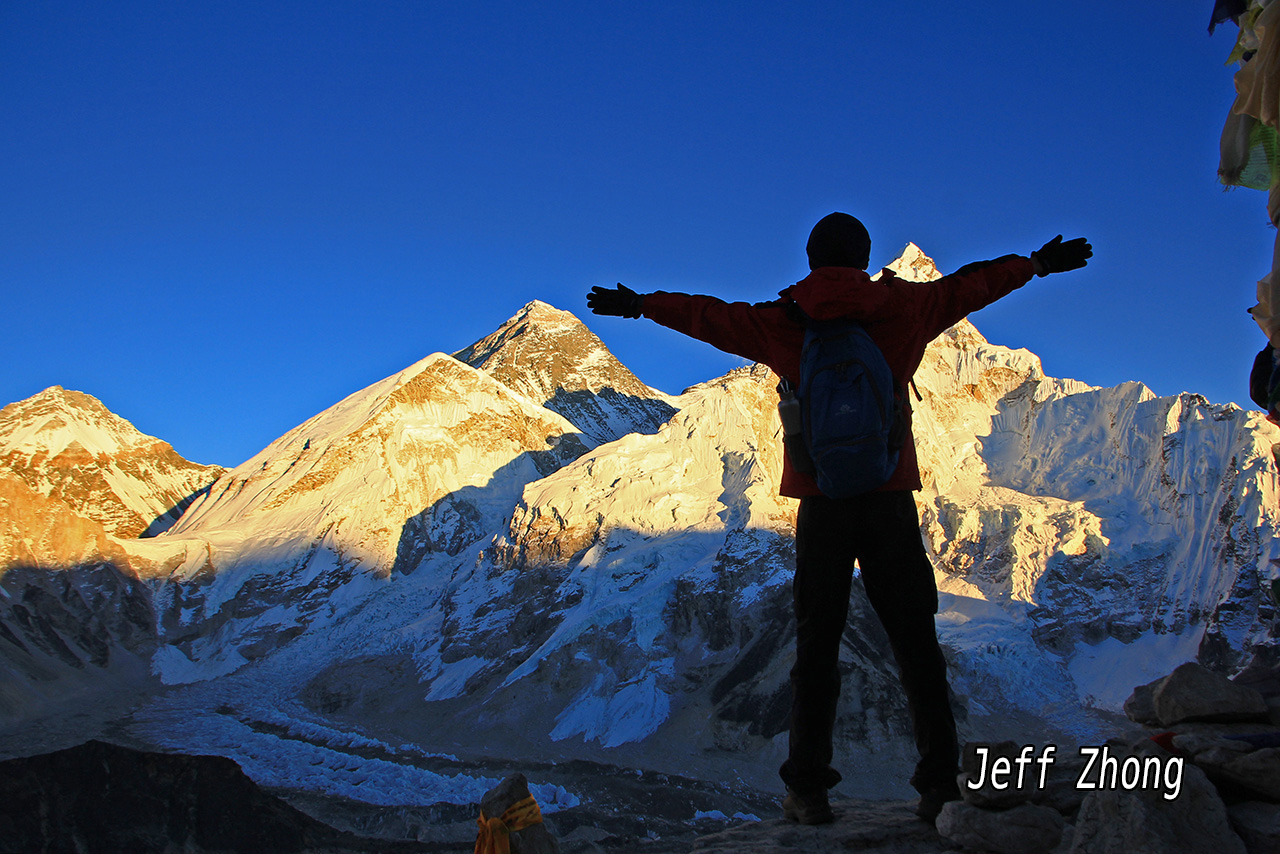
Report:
806,212,871,270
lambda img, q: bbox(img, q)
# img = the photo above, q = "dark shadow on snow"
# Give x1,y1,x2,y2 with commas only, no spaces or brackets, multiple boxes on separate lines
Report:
141,480,219,538
542,387,678,445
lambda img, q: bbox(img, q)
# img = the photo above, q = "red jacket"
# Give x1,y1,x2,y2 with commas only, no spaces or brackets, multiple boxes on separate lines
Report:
641,255,1036,497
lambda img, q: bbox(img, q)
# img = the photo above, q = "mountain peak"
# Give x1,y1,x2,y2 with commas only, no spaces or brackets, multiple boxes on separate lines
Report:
520,298,566,315
0,386,147,460
0,386,224,539
453,303,678,443
455,302,650,401
882,242,941,283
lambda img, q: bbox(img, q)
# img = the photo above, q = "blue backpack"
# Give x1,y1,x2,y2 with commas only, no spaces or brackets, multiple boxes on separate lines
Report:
777,309,906,498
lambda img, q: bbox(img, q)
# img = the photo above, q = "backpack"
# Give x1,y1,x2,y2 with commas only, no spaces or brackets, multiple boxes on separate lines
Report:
777,308,907,498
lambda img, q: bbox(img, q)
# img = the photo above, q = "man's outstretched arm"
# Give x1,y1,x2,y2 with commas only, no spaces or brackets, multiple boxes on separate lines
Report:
587,284,781,366
923,235,1092,339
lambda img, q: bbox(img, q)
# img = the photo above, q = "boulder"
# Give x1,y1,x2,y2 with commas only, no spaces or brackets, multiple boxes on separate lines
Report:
960,741,1041,809
1228,802,1280,854
1031,751,1091,818
1173,731,1280,801
1215,748,1280,801
1170,733,1256,758
1151,663,1269,727
1070,755,1245,854
1124,678,1161,725
936,801,1064,854
477,773,559,854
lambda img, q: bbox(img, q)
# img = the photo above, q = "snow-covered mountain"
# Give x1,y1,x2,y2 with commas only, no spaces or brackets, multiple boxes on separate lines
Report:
452,299,678,444
0,387,224,722
1,246,1277,826
0,386,223,545
879,241,940,282
151,352,594,684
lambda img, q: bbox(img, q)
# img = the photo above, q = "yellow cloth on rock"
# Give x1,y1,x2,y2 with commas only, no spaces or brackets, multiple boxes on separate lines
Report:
474,795,544,854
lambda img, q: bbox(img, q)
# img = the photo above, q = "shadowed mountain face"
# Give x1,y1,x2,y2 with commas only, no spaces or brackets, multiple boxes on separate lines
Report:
0,266,1275,828
0,739,424,854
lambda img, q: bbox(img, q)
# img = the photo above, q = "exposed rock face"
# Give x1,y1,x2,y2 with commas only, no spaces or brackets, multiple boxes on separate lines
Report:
0,561,155,674
879,242,942,283
0,471,126,573
0,389,222,723
454,300,678,445
0,739,421,854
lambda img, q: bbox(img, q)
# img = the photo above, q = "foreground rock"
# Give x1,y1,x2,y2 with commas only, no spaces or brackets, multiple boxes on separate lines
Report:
689,798,948,854
936,801,1063,854
1148,663,1269,727
0,740,429,853
910,661,1280,853
477,773,560,854
1228,802,1280,852
1070,746,1244,854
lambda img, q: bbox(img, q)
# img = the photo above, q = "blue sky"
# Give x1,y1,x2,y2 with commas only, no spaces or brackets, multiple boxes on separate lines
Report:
1,2,1271,466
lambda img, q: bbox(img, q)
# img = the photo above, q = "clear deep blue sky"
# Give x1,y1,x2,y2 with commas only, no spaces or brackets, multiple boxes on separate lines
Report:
2,2,1271,466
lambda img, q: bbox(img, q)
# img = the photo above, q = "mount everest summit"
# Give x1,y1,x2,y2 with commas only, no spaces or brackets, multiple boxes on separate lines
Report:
0,244,1277,826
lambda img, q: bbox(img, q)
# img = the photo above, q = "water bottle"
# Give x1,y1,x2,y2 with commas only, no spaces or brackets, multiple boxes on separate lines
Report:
776,378,815,473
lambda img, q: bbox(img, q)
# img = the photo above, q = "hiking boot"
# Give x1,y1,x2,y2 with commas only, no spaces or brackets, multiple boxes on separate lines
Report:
782,787,834,825
914,785,961,823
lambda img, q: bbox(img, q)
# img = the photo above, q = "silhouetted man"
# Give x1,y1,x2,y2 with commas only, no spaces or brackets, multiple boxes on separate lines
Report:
587,213,1091,824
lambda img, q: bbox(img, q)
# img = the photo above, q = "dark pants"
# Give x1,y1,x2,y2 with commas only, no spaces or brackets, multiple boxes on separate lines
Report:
778,491,958,796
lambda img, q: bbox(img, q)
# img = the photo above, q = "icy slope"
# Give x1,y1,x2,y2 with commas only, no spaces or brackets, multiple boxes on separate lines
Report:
879,250,1280,713
276,363,919,795
170,352,590,551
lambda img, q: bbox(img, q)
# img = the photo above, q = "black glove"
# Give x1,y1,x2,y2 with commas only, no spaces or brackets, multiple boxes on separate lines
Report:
587,283,645,318
1031,235,1092,276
